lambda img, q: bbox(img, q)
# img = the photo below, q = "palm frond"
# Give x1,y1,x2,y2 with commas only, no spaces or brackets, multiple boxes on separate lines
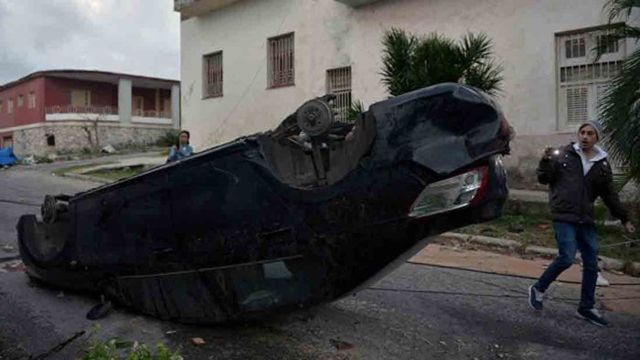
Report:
380,28,417,96
593,23,640,60
598,47,640,181
463,61,504,95
379,29,503,96
604,0,640,23
413,33,461,86
459,32,493,68
346,100,365,123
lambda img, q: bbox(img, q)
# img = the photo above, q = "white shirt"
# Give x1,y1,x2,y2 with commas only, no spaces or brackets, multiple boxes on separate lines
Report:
573,143,608,176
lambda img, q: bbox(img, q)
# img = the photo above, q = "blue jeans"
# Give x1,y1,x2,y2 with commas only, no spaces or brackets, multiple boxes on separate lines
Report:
534,221,599,310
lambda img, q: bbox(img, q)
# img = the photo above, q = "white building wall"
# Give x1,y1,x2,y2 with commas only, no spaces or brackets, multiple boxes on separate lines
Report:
180,0,614,151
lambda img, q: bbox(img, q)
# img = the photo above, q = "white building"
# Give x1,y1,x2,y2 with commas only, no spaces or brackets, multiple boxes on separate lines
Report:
175,0,635,181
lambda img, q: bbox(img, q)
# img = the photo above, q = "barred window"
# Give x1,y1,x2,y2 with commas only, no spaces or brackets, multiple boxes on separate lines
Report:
326,66,352,122
203,51,223,98
268,33,294,88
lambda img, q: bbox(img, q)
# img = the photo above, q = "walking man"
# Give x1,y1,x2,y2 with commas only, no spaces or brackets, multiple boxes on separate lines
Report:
528,120,636,326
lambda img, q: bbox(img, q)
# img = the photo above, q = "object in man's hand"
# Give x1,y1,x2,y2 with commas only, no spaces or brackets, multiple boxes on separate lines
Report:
544,147,560,159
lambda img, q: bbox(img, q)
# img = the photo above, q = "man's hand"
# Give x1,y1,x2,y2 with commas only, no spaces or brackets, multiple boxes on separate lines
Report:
624,221,636,234
543,147,560,160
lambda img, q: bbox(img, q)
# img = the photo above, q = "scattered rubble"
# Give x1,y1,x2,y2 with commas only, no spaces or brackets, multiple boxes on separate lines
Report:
101,145,117,154
191,337,206,346
2,260,25,272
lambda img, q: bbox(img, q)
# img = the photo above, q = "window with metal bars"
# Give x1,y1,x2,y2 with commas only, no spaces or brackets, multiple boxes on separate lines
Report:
326,66,352,122
268,33,294,88
203,51,223,98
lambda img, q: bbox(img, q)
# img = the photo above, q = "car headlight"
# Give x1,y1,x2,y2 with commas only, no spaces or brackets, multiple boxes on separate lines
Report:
408,166,488,218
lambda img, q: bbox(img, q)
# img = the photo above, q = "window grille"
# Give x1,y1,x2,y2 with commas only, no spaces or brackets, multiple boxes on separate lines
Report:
326,66,352,122
204,51,223,97
268,33,294,88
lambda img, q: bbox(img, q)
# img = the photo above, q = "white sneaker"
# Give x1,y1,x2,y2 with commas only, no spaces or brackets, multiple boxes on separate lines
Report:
596,272,610,287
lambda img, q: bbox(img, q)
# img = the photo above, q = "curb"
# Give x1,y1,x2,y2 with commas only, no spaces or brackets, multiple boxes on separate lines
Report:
61,172,111,184
440,232,639,276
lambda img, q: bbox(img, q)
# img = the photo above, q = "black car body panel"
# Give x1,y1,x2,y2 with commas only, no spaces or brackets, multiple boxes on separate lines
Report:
18,83,510,323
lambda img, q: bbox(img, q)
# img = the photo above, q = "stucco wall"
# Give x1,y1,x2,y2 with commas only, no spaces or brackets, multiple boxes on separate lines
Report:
181,0,616,150
180,0,640,190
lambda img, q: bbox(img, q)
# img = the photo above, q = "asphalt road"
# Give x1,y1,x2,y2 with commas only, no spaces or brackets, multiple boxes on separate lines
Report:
1,162,639,359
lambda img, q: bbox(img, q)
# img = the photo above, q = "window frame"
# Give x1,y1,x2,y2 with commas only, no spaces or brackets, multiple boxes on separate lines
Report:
267,32,295,89
202,51,223,99
555,24,627,130
28,92,36,109
326,66,353,122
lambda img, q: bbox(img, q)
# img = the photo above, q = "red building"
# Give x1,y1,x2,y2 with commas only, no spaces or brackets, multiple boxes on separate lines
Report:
0,70,180,155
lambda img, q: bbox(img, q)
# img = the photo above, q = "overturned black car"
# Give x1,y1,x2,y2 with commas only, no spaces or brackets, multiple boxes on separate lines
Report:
18,83,511,323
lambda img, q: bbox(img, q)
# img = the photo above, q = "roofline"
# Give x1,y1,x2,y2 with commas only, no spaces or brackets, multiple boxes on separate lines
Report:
0,69,179,92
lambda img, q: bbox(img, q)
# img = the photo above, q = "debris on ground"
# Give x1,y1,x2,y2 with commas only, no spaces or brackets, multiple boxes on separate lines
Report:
101,145,117,154
191,337,206,346
22,155,35,165
2,244,15,252
2,260,25,272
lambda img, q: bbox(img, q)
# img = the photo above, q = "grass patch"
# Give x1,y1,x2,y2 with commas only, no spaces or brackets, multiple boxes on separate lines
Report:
84,165,150,181
52,163,114,177
80,338,182,360
458,214,640,263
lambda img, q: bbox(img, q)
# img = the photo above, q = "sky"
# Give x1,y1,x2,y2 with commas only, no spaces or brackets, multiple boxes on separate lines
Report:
0,0,180,84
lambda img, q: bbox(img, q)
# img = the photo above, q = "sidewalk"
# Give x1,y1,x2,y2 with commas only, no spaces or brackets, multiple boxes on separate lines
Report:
60,154,166,183
411,240,640,315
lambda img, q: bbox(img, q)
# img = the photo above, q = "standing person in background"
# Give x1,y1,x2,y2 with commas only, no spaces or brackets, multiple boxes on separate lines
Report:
527,120,636,326
167,130,193,163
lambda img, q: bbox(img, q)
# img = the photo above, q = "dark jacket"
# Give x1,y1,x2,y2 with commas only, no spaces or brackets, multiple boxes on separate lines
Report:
536,143,628,225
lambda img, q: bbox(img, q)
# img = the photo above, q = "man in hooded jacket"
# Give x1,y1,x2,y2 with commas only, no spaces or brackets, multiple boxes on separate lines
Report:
528,120,636,326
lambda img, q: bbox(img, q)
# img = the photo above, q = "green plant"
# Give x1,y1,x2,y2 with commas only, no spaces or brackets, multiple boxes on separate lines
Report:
156,130,180,147
346,100,365,123
380,28,503,96
80,338,182,360
597,1,640,183
33,155,54,164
